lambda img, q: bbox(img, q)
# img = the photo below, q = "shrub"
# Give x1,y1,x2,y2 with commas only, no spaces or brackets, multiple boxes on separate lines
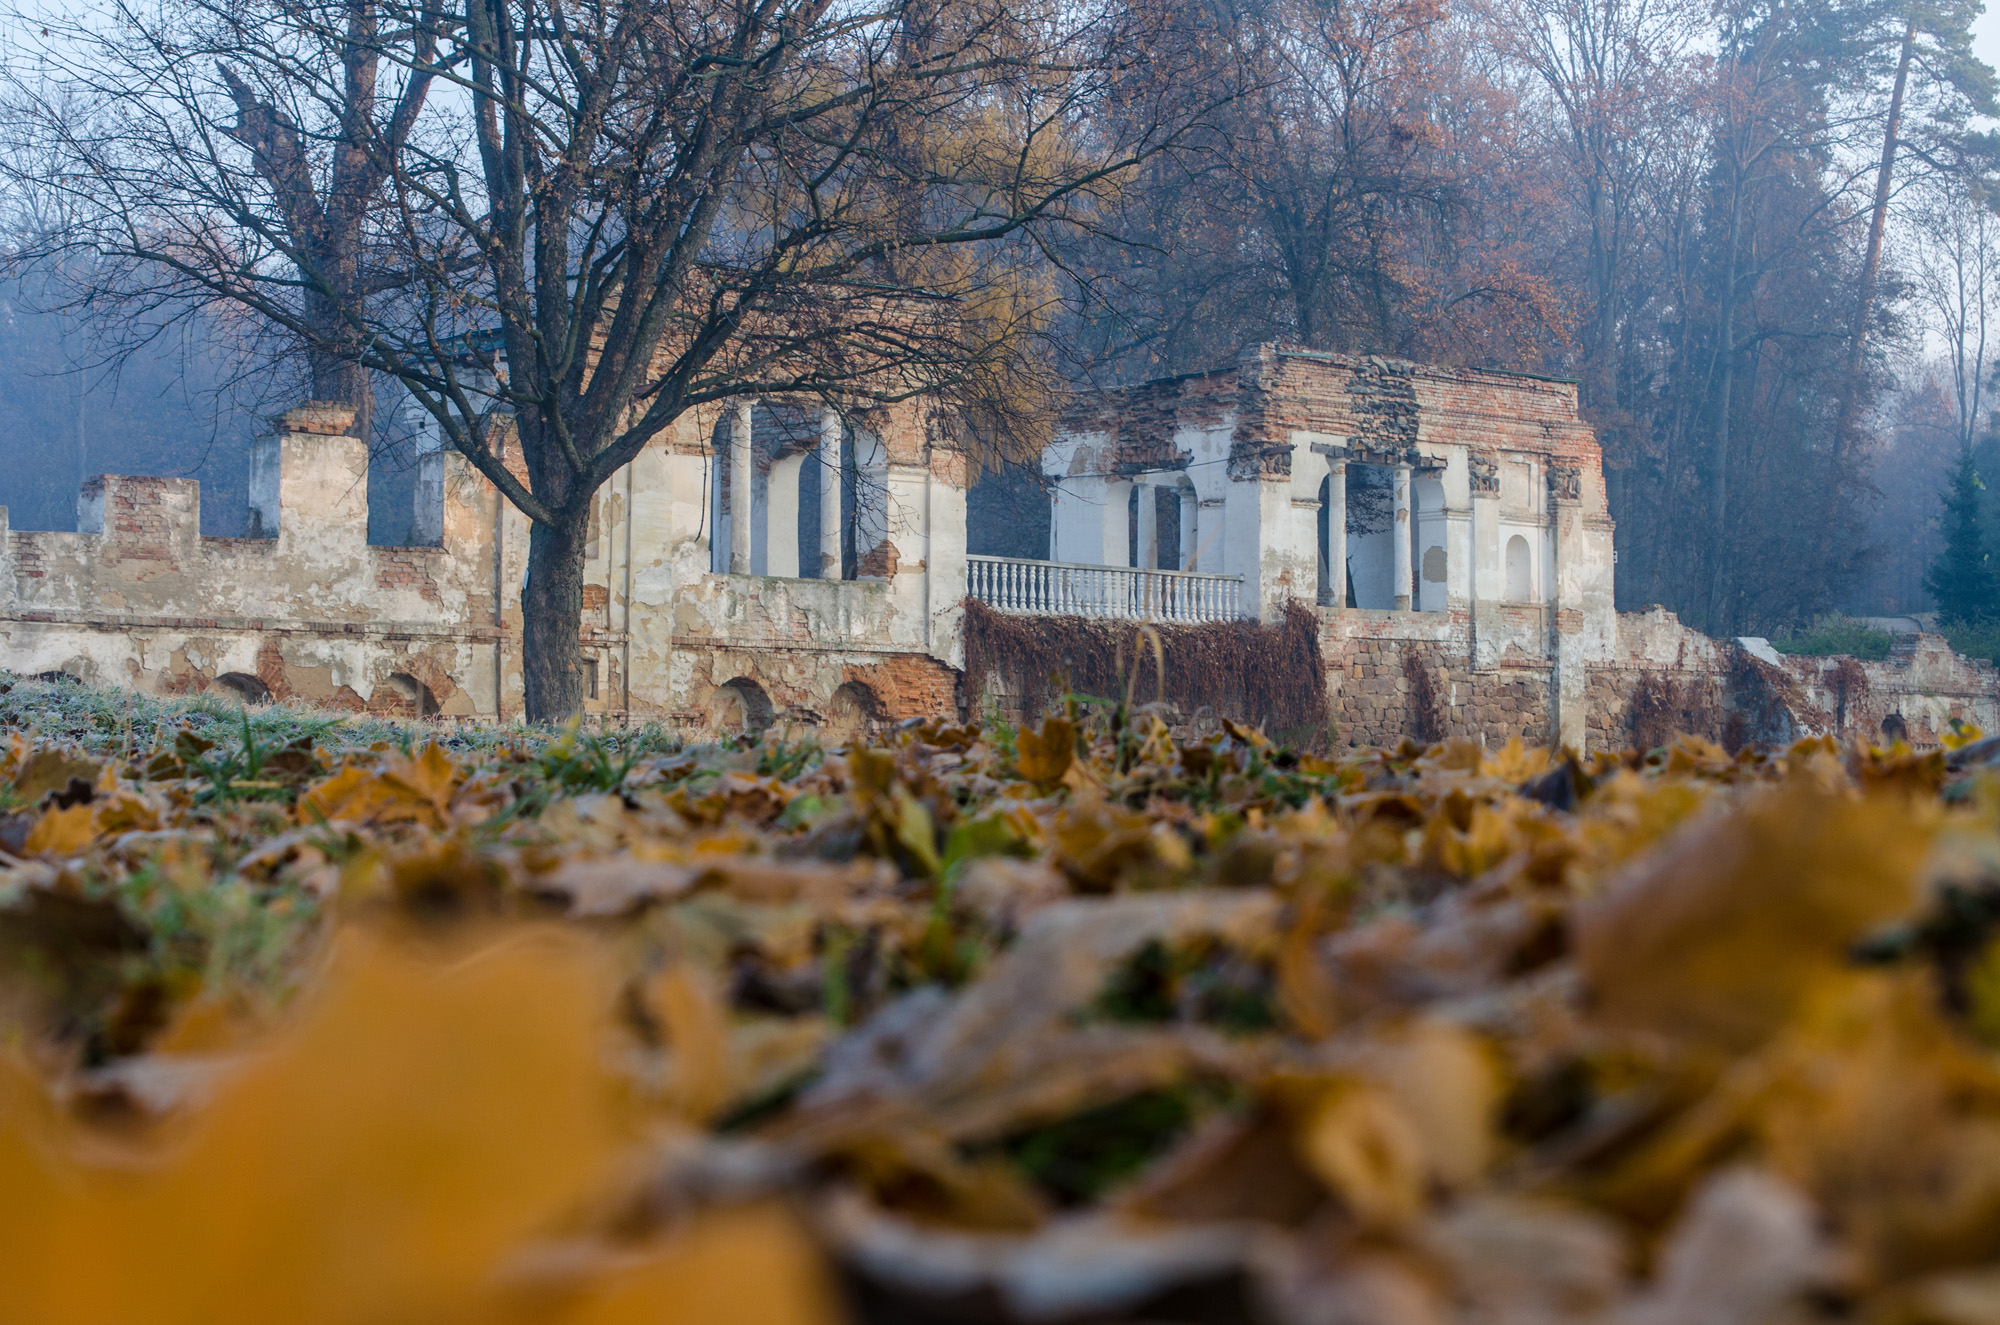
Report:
1771,617,1895,661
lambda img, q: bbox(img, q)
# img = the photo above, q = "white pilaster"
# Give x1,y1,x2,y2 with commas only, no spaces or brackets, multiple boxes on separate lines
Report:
728,398,753,575
1392,462,1412,612
1326,454,1347,608
1134,479,1158,568
767,451,804,578
818,406,843,579
1100,478,1134,566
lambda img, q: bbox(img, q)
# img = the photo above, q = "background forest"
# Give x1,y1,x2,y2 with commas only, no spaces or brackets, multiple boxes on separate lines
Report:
5,0,2000,644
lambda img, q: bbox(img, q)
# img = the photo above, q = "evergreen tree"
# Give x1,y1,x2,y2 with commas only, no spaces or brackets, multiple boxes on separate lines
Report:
1927,451,1998,622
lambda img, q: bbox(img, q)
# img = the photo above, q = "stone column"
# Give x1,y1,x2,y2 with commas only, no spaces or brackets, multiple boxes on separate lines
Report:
1099,478,1135,567
1392,461,1413,611
818,406,843,579
1468,453,1502,670
1134,478,1158,569
729,397,754,575
766,451,804,577
1178,486,1199,571
1548,463,1588,751
1326,453,1347,608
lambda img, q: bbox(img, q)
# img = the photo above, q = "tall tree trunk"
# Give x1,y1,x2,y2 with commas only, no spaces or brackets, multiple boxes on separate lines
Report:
308,332,372,442
520,515,589,722
1831,14,1915,466
1706,166,1746,636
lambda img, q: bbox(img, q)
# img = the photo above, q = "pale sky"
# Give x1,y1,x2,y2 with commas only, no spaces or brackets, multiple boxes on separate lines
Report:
1977,5,2000,89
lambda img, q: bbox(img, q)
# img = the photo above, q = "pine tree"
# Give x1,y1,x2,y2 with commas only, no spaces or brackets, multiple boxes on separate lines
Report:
1927,451,1998,623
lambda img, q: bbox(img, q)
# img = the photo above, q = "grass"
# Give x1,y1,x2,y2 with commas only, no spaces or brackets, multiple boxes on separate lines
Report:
0,671,695,768
1771,616,1896,661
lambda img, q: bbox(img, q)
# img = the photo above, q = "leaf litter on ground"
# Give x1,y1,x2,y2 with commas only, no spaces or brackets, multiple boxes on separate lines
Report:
13,671,2000,1321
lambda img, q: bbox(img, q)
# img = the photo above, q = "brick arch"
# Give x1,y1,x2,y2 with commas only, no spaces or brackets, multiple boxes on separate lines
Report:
709,677,775,737
825,680,883,741
213,672,272,705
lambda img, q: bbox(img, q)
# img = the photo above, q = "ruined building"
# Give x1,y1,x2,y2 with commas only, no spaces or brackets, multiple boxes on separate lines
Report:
4,346,1995,749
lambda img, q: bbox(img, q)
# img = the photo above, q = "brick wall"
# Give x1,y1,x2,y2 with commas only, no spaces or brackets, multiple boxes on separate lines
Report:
374,547,447,603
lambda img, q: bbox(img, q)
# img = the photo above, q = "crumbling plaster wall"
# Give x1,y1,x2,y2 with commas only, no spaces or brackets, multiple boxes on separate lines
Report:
601,396,969,729
3,396,971,734
1,405,518,717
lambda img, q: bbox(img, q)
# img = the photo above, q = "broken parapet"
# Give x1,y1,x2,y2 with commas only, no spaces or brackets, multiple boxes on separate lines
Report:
0,402,511,717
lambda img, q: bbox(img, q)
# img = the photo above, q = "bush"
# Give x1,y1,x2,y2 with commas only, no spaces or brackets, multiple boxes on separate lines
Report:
1771,617,1895,661
1944,621,2000,666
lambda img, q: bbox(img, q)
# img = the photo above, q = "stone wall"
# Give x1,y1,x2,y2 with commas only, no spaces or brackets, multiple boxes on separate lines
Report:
1,397,971,737
2,409,515,718
1319,603,2000,754
14,352,2000,750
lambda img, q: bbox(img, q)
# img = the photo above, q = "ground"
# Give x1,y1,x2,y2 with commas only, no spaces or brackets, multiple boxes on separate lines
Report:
3,674,2000,1324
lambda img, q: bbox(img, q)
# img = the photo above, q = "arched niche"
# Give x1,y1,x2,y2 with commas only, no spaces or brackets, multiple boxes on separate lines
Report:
213,672,273,705
373,672,440,718
710,677,774,737
825,680,882,742
1505,534,1533,602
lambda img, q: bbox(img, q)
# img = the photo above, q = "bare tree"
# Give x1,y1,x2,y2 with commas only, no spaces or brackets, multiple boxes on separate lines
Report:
4,0,1209,718
1907,162,2000,459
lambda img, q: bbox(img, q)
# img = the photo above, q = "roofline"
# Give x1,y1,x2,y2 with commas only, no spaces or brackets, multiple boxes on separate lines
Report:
1268,345,1579,387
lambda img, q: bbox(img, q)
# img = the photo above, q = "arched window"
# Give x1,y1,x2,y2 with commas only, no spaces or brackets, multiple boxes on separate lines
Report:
1505,535,1533,602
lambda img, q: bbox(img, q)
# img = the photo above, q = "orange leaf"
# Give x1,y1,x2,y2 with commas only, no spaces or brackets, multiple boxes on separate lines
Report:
23,802,96,857
557,1203,840,1325
5,927,624,1325
1016,717,1075,785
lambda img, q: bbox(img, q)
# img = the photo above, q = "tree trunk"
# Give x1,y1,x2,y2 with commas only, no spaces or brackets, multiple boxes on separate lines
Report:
308,334,372,442
520,515,589,721
1706,161,1746,636
1831,14,1915,466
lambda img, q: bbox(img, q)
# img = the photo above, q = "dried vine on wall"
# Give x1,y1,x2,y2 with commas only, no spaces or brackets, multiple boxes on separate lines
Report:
961,600,1329,741
1400,650,1447,745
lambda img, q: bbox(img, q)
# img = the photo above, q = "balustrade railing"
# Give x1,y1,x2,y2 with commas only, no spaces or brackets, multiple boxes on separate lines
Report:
966,555,1243,623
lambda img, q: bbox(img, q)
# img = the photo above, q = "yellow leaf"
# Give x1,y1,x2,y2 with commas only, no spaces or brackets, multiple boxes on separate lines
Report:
23,801,96,857
1946,721,1987,751
1016,717,1075,785
382,743,462,822
300,745,462,829
553,1203,841,1325
1574,780,1932,1050
5,926,624,1325
298,764,385,825
651,964,732,1123
1294,1079,1426,1229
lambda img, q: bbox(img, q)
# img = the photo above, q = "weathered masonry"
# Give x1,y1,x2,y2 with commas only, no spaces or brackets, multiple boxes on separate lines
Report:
1024,346,2000,748
0,395,966,732
4,344,1996,749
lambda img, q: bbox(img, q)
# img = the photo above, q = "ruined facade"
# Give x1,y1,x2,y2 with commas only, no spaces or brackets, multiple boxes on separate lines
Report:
0,395,968,732
1041,346,2000,749
4,344,1996,750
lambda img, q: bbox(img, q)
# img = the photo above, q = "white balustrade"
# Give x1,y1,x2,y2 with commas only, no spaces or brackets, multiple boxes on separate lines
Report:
966,556,1244,623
